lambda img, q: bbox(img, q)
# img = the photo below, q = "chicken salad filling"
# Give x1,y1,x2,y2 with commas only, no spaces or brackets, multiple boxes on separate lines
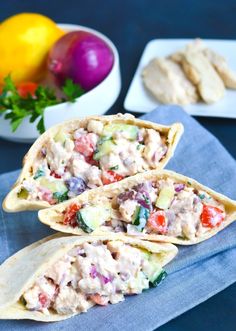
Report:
21,240,166,315
60,178,226,240
18,120,168,205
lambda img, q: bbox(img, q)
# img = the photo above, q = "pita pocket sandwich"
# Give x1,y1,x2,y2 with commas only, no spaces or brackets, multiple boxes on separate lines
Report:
3,114,183,212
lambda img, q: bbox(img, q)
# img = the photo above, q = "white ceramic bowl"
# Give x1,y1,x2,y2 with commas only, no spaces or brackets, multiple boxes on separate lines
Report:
0,23,121,143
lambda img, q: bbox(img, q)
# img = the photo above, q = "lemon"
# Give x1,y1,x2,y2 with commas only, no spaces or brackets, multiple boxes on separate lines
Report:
0,13,64,85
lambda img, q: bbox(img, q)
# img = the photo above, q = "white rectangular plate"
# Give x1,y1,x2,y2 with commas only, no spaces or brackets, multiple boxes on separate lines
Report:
124,39,236,118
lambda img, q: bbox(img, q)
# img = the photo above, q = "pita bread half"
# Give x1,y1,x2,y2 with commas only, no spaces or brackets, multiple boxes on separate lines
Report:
0,234,177,321
3,113,183,212
38,169,236,245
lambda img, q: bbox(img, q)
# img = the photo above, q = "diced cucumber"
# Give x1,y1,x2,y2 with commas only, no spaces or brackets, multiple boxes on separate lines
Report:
53,191,68,203
54,130,69,144
150,270,167,287
132,205,150,232
102,123,139,140
142,253,167,287
17,188,29,199
155,186,175,209
76,205,111,233
39,177,67,194
109,165,119,170
93,139,115,160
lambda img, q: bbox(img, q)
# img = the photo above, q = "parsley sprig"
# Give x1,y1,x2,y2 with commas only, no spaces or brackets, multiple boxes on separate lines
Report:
0,76,84,134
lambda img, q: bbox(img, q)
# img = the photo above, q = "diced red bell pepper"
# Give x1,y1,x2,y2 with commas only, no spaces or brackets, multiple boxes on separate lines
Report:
63,203,81,226
50,170,62,179
75,134,96,157
201,204,225,228
101,170,124,185
85,155,99,166
17,82,38,98
147,211,167,234
39,293,49,308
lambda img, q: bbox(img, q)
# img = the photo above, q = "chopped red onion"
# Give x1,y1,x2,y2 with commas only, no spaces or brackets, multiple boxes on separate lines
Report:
77,248,86,256
117,184,153,211
100,275,113,284
90,265,98,279
120,272,130,281
117,190,136,203
135,191,152,211
90,265,113,284
152,146,168,162
114,225,124,233
66,177,87,196
165,210,176,224
175,183,185,192
137,131,143,142
41,147,47,157
136,199,150,210
193,196,201,204
134,182,153,194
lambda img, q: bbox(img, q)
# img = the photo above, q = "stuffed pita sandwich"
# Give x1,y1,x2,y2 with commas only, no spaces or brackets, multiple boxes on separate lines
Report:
3,114,183,212
38,170,236,245
0,234,177,321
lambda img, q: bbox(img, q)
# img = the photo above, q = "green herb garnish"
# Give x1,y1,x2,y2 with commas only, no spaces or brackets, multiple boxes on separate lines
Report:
0,76,84,134
33,169,45,180
62,79,84,102
109,165,119,170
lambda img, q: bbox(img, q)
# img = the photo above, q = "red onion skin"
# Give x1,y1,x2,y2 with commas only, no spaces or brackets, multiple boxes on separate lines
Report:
48,31,114,91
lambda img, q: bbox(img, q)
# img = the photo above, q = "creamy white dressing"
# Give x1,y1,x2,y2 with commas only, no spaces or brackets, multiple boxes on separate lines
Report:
20,120,168,205
22,241,157,315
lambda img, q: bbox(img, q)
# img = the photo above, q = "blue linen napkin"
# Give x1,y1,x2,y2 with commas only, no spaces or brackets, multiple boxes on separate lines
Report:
0,105,236,330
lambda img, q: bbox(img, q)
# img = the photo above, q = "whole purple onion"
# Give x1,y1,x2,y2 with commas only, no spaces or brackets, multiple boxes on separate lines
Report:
66,176,87,196
48,31,114,91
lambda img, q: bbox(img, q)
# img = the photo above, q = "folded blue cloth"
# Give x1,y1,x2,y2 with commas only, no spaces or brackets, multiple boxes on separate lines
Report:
0,105,235,330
